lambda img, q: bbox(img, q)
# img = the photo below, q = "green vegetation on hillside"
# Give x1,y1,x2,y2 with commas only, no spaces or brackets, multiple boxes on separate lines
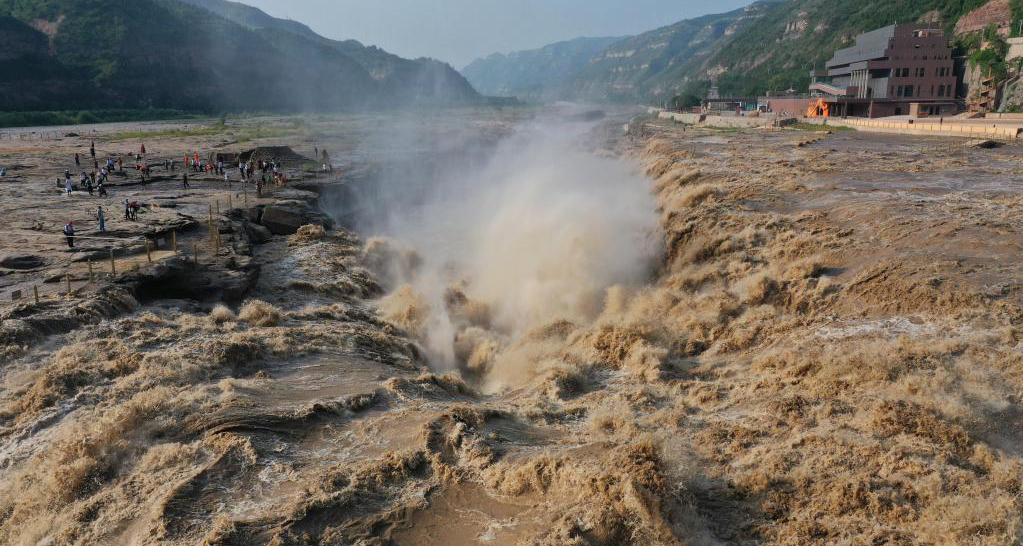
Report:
710,0,1009,97
0,0,480,117
477,0,1021,105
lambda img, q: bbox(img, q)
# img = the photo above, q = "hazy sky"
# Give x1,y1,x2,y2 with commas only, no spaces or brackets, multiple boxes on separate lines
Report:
236,0,751,69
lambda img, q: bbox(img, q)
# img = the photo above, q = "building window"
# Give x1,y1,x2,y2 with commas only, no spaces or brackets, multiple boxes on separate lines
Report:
931,85,935,96
915,67,925,77
906,86,914,98
938,85,944,97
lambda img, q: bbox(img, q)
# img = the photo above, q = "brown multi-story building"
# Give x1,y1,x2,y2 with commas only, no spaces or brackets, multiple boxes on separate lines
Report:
809,23,959,118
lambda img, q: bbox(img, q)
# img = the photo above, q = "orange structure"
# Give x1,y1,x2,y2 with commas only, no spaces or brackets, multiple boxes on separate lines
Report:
806,99,830,117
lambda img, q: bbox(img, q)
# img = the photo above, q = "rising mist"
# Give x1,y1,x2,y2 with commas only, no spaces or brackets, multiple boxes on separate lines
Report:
349,112,660,384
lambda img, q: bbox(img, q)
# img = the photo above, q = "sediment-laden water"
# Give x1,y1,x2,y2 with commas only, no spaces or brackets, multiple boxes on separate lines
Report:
2,113,1022,545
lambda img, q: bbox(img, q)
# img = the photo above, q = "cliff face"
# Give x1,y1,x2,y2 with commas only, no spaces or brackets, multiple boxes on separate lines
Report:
954,0,1013,36
0,0,479,113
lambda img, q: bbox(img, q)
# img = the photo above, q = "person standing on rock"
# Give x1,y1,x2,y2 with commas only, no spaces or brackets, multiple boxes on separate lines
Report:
75,153,80,167
90,141,95,158
97,206,106,233
65,178,73,196
64,221,75,248
124,198,131,220
182,172,190,189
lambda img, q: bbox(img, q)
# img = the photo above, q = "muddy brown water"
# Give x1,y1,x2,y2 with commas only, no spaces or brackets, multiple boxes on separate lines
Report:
4,116,1023,544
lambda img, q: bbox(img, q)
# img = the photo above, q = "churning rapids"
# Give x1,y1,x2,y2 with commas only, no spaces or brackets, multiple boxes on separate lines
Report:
2,108,1022,545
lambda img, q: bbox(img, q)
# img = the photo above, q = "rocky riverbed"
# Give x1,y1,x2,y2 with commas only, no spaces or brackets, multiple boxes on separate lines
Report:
1,111,1022,545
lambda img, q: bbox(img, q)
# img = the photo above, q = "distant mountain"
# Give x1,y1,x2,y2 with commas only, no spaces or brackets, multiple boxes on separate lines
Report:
178,0,480,104
0,0,479,113
462,0,1019,104
564,4,775,102
460,4,773,103
462,37,624,100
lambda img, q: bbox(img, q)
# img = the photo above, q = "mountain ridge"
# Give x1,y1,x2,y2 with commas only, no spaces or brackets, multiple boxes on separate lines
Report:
0,0,480,113
462,36,625,100
462,0,1017,103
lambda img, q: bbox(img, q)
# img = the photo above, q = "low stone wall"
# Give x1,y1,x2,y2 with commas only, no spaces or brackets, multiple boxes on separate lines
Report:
986,112,1023,120
658,111,795,128
658,112,704,124
801,117,1022,140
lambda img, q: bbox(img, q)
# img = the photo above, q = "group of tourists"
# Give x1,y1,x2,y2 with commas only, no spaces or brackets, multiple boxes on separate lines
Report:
61,168,108,197
57,142,328,246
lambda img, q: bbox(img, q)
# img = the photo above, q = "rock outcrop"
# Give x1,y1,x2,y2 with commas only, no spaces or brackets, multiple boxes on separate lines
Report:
259,201,334,235
954,0,1013,36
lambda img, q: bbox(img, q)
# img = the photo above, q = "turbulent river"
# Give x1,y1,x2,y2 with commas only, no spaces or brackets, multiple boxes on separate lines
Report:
2,108,1022,545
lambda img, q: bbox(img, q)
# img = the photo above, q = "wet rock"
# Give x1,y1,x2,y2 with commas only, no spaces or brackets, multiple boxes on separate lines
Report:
260,200,333,235
72,251,112,263
0,254,44,270
273,188,319,204
965,139,1000,149
246,223,272,244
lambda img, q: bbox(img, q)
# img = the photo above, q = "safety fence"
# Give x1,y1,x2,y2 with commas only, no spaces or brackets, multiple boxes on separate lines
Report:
805,118,1023,140
0,130,80,141
2,193,248,307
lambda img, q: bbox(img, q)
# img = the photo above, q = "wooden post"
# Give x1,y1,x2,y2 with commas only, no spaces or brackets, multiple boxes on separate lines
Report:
88,260,94,282
228,194,232,210
65,273,71,296
244,185,248,207
208,204,213,224
146,240,152,262
110,249,116,274
215,200,220,215
33,285,39,304
193,244,198,269
172,230,177,252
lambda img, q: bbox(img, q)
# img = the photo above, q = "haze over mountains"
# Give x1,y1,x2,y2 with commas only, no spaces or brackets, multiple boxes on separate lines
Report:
2,0,1016,114
0,0,479,113
463,0,1016,103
